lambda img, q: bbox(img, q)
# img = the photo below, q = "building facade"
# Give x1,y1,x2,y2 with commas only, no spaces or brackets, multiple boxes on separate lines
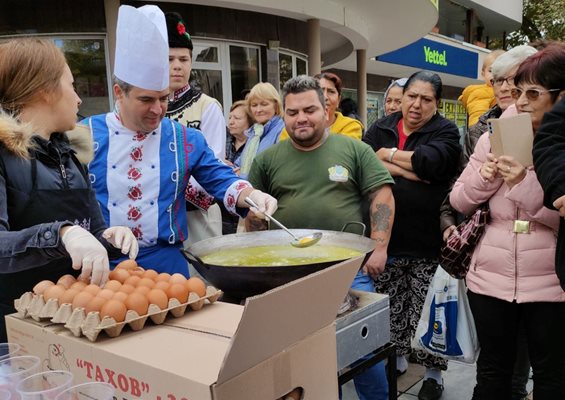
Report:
0,0,522,129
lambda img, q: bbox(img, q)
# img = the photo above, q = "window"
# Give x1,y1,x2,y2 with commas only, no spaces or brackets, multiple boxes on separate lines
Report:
229,46,259,102
191,40,261,114
191,43,224,107
439,99,467,130
279,51,308,90
54,37,110,118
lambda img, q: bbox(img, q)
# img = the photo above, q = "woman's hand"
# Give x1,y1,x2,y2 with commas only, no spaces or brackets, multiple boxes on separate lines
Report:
497,155,527,188
442,225,457,241
376,148,391,162
60,225,110,286
480,153,499,181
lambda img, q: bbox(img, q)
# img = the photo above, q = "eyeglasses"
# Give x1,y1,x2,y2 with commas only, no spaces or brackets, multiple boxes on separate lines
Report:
490,76,515,88
510,87,562,101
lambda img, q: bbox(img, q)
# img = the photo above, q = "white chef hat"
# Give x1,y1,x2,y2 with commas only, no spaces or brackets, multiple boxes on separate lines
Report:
114,5,169,91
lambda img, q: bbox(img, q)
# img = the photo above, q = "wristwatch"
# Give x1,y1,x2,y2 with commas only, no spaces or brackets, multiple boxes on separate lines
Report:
388,147,398,163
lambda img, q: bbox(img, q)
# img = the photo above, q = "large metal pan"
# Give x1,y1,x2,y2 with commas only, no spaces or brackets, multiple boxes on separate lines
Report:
181,228,375,299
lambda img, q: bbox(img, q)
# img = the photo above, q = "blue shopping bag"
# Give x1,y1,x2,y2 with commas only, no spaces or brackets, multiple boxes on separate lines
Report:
411,266,480,363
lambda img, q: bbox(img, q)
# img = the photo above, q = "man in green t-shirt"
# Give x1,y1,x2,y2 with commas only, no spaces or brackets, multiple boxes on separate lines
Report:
247,76,394,277
246,75,394,400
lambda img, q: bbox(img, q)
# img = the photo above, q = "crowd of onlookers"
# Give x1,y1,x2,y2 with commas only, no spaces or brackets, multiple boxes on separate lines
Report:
220,41,565,400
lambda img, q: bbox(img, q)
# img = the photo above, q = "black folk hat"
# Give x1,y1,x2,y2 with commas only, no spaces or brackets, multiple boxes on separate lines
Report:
165,12,193,50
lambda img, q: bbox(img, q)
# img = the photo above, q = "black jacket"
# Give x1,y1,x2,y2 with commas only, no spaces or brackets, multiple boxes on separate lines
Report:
363,111,461,258
533,96,565,290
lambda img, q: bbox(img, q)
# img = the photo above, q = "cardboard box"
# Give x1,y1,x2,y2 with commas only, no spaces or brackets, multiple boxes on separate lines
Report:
7,257,363,400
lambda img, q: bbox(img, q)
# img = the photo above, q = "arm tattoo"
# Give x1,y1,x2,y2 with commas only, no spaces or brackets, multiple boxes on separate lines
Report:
371,203,392,232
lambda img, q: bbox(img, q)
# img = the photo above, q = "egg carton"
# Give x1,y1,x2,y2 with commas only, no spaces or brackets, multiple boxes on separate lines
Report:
14,287,222,341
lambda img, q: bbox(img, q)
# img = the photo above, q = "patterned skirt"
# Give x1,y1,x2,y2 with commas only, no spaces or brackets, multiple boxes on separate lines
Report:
374,256,448,370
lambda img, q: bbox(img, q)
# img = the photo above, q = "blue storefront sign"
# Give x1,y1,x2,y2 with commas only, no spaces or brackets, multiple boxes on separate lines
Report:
376,38,479,79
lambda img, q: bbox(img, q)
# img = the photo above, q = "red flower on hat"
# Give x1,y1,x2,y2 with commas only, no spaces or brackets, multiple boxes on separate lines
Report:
177,22,186,36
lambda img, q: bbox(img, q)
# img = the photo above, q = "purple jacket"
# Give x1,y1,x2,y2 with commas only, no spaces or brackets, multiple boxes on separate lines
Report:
450,107,564,303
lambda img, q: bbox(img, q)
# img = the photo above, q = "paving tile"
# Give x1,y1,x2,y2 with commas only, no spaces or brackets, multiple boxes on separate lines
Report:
342,359,533,399
397,393,418,399
397,363,425,392
405,361,476,399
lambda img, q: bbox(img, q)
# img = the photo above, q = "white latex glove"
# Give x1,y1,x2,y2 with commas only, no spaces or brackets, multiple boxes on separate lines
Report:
102,226,139,259
61,225,110,286
247,189,278,219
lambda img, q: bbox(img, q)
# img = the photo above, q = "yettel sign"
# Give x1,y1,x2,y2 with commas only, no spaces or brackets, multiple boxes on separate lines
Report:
376,38,478,79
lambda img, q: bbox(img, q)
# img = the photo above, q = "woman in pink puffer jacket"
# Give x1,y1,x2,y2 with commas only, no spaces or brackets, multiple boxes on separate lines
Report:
450,45,565,400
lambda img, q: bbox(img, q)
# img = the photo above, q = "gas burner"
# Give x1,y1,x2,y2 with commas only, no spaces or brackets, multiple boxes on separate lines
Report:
335,290,390,371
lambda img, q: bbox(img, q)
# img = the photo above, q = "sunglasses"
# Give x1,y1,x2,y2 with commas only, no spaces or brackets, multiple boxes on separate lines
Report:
510,87,562,101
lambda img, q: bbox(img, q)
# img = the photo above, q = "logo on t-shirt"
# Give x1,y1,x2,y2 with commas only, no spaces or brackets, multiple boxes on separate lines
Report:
328,165,349,182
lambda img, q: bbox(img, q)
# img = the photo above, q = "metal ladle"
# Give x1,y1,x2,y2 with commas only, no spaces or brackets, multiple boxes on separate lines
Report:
244,197,322,248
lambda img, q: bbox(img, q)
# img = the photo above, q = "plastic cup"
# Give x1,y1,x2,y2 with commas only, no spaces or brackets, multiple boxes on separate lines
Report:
0,345,21,362
54,382,115,400
16,370,73,400
0,356,41,400
0,389,11,399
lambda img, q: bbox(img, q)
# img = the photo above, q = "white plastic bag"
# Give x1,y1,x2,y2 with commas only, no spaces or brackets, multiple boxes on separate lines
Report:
411,266,480,363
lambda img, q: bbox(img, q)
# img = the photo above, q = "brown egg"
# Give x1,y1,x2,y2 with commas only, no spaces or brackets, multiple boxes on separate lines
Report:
43,284,66,302
185,277,206,298
142,269,159,280
100,299,127,322
146,289,169,310
169,273,187,285
111,291,128,302
97,289,115,300
83,284,101,296
134,286,151,296
124,276,141,287
104,280,122,292
84,296,107,314
154,281,170,292
108,268,130,284
155,272,171,282
118,284,135,294
69,281,87,291
137,278,155,289
116,259,138,270
72,291,94,310
166,283,189,303
124,292,149,316
59,288,80,305
33,280,54,295
57,274,77,289
77,275,91,283
129,267,145,277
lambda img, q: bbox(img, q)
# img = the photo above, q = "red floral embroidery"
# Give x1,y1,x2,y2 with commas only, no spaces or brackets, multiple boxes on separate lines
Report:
127,166,142,181
128,184,143,201
133,132,148,142
131,224,143,240
227,194,236,208
235,181,250,191
130,146,143,162
128,206,142,222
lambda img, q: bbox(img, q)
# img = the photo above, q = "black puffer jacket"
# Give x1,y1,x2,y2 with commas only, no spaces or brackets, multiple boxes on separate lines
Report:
363,111,461,258
0,115,117,273
0,114,120,341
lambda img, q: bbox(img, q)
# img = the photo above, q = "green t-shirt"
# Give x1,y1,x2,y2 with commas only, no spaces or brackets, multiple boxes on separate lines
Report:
248,134,394,233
